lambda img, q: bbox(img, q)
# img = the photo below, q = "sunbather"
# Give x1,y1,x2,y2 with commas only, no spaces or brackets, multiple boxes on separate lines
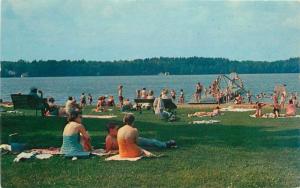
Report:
61,109,91,157
105,122,176,153
286,99,296,117
188,106,220,117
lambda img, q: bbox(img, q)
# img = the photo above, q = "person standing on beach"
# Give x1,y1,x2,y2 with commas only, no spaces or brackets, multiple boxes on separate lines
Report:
178,89,185,104
170,89,176,103
195,82,202,103
246,90,252,104
280,93,286,109
87,94,93,105
80,93,86,107
118,85,124,107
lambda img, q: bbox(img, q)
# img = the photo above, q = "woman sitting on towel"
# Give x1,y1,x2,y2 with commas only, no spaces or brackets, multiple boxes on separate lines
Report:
286,99,296,117
188,106,220,117
117,114,145,158
61,109,91,157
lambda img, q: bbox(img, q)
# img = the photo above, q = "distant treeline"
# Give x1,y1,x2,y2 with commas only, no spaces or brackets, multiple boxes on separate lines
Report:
1,57,299,77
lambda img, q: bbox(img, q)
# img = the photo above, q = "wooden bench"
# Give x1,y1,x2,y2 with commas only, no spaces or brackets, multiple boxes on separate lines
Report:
11,94,47,116
134,98,155,111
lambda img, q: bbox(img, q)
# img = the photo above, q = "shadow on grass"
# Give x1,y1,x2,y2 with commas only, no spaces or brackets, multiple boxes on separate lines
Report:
1,114,300,151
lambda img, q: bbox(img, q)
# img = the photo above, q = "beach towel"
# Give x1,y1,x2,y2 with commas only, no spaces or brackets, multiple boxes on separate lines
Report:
6,110,23,114
82,115,117,119
91,149,118,157
189,120,221,124
0,144,11,151
249,113,300,119
31,148,61,155
188,113,224,118
13,152,53,162
221,106,255,112
105,154,143,161
105,149,158,161
35,154,53,160
13,152,36,162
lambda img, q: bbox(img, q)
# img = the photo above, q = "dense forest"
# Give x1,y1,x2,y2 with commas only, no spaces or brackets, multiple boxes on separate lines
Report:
1,57,299,77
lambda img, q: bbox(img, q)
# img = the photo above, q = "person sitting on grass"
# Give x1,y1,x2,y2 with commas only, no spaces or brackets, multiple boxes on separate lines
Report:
95,96,107,112
234,94,243,104
253,102,267,118
64,96,76,115
285,99,296,117
45,97,60,116
107,96,115,107
61,109,91,157
121,98,133,112
105,122,176,153
117,114,144,158
28,87,43,99
188,106,221,117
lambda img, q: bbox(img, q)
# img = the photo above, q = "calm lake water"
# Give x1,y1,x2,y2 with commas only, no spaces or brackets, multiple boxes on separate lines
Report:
1,73,299,104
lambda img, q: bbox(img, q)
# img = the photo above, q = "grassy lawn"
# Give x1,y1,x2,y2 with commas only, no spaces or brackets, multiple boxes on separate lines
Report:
1,106,300,188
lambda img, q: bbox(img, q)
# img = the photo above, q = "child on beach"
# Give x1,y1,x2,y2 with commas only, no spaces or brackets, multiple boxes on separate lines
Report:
253,102,267,118
87,94,93,105
107,96,115,107
246,90,252,104
95,96,107,112
105,117,177,154
80,93,87,107
136,90,141,99
273,103,280,118
234,94,243,104
178,89,184,104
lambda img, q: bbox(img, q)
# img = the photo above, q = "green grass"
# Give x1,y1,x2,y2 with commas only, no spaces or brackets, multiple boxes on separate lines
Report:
1,106,300,188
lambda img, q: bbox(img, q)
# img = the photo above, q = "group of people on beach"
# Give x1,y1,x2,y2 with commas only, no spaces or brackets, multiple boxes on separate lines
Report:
60,109,177,158
253,90,298,118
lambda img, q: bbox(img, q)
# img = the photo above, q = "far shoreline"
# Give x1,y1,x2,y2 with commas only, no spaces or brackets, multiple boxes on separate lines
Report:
1,72,299,79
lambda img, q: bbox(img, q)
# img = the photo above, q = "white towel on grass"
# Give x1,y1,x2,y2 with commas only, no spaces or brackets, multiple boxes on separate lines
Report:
82,115,117,119
190,120,221,124
249,114,300,119
221,106,255,112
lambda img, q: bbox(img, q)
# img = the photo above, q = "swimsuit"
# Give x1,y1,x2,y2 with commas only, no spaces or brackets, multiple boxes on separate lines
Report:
61,134,90,157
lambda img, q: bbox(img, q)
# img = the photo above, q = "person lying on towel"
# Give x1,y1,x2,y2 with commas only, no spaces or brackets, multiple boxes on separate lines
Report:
105,122,176,153
188,106,220,117
60,109,92,157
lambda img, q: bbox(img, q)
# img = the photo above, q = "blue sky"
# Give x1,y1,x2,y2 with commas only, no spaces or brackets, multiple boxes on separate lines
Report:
1,0,300,61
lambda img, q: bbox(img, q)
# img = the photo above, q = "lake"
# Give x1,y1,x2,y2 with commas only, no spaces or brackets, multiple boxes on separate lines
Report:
1,73,299,104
